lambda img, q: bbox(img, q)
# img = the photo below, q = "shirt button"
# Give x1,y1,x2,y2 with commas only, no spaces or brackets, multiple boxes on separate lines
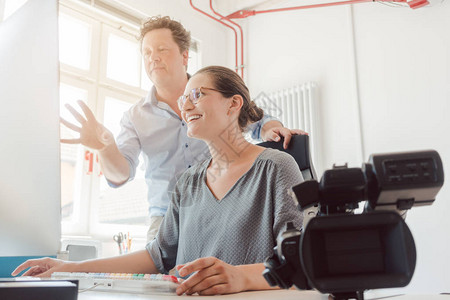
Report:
181,122,185,126
185,143,188,148
188,165,191,168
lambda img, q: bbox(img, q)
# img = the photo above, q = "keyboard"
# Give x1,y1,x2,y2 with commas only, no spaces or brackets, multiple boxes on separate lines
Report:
51,272,180,294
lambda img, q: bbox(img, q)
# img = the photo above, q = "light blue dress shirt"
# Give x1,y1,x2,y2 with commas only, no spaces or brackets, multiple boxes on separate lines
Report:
110,86,278,217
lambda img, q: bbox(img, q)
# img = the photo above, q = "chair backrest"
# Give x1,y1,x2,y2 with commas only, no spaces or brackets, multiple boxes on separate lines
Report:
257,134,317,180
258,134,319,227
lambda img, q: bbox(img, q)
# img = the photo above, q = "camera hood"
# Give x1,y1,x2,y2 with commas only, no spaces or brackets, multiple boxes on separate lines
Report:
300,211,416,294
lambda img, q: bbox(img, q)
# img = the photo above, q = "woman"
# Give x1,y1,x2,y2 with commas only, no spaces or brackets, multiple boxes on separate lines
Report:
12,66,304,295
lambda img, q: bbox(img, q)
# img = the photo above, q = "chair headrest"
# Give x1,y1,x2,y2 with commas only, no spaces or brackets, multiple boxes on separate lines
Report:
258,135,315,180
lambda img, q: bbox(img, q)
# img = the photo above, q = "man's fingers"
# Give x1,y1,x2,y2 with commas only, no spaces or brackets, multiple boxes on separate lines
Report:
265,131,281,142
275,128,309,149
264,127,288,147
77,100,97,123
60,117,81,132
282,131,292,149
65,103,86,125
60,138,82,144
291,129,308,135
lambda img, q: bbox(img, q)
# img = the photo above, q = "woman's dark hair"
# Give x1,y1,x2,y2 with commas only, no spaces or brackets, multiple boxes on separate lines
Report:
195,66,264,131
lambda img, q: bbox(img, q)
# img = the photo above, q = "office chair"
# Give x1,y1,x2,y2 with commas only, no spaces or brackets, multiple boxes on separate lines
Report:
258,134,318,226
258,134,317,180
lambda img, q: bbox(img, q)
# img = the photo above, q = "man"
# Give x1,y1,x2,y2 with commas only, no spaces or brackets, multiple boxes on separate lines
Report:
61,16,306,242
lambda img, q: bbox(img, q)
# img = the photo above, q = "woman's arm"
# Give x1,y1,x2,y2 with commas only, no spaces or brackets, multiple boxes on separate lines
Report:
174,257,277,296
236,263,279,292
12,250,158,278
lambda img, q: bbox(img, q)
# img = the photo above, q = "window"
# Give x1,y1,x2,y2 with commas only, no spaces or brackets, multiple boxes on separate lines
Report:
58,1,201,237
59,13,92,71
60,82,89,226
105,32,141,87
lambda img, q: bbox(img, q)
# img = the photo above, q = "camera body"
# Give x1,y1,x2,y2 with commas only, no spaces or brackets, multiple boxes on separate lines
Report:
263,150,444,300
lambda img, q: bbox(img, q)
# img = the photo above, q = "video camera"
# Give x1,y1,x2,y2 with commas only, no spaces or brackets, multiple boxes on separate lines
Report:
263,150,444,300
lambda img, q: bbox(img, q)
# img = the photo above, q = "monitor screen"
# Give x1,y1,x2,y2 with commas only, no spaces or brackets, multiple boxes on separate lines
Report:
0,0,60,277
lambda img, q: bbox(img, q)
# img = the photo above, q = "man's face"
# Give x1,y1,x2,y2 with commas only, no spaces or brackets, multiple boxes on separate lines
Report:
141,28,189,86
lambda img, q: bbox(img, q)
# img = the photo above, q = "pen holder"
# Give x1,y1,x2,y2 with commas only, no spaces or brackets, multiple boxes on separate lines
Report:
113,232,132,255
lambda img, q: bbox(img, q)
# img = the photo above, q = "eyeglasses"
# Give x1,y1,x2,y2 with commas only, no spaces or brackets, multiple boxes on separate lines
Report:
177,87,224,110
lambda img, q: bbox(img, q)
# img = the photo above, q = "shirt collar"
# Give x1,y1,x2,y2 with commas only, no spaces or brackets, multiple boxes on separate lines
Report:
143,85,158,107
142,73,191,107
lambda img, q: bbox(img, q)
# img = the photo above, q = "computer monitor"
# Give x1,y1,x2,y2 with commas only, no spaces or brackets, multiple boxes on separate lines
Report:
0,0,60,277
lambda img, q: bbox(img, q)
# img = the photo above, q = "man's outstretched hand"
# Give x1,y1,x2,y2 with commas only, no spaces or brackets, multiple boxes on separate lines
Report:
60,100,114,150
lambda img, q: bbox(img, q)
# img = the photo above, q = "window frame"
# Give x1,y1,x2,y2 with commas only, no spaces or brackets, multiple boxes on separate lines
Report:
60,73,96,236
59,6,101,80
59,1,149,238
89,87,149,239
99,23,145,94
56,0,202,240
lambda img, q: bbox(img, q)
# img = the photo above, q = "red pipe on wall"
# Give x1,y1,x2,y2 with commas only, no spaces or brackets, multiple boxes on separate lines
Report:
208,0,244,78
226,0,409,19
191,0,420,78
189,0,240,75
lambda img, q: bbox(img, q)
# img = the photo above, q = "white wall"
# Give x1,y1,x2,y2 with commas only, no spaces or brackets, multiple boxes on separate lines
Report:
245,0,449,294
246,6,364,173
0,0,5,21
353,3,450,294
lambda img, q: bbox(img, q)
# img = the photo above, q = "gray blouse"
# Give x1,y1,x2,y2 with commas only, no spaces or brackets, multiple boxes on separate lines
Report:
146,148,304,274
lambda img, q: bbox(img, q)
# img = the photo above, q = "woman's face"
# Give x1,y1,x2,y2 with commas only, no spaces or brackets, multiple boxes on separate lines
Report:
179,73,231,140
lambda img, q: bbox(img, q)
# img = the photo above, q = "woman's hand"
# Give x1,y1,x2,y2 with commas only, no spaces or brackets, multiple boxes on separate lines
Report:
11,257,75,278
175,257,247,296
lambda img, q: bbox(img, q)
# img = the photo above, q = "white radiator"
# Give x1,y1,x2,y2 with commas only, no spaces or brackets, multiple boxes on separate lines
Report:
254,82,319,170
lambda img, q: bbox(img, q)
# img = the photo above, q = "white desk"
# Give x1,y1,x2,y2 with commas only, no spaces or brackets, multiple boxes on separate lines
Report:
78,290,328,300
78,289,450,300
